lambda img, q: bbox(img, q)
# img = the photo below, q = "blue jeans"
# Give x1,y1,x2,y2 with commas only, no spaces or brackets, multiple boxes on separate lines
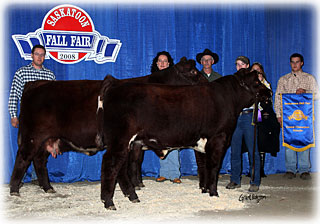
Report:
159,150,181,180
230,113,261,186
23,162,37,182
285,148,310,173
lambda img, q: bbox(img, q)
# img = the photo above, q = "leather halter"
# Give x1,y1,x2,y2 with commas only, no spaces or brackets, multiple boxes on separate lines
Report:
234,74,261,101
234,74,252,93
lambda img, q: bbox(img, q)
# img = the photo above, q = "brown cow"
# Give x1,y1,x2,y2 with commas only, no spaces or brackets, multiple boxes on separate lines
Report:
9,57,206,197
98,69,271,210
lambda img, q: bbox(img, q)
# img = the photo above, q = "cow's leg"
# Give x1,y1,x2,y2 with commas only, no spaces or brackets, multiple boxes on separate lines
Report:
32,150,55,193
137,150,145,187
117,158,140,203
205,133,228,197
9,151,32,196
194,151,207,193
127,143,141,189
101,150,119,210
9,139,39,196
101,145,134,210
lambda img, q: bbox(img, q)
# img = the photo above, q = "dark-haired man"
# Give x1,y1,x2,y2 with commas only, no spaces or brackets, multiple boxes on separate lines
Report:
274,53,319,180
8,44,55,183
9,45,56,128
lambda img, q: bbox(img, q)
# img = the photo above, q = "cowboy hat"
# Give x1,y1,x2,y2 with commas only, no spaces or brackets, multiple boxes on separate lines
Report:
196,49,219,64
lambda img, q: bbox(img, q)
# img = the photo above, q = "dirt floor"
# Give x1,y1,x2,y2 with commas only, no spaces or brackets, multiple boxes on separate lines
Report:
1,173,318,224
197,173,318,221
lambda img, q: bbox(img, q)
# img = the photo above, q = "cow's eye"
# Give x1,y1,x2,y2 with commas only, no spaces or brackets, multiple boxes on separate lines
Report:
254,81,261,86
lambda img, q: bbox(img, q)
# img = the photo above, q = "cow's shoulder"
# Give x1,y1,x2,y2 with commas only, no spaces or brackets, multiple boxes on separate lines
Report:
23,80,52,94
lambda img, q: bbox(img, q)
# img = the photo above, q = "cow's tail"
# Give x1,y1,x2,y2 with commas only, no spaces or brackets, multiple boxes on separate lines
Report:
96,75,118,149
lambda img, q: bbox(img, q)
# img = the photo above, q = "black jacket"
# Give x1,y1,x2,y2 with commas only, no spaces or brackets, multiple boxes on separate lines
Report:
257,100,280,156
241,100,280,157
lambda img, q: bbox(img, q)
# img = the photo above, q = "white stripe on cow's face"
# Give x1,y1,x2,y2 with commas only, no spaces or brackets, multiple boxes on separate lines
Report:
128,134,138,150
194,138,207,153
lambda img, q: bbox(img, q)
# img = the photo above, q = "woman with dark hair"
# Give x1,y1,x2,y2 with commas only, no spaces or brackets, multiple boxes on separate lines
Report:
150,51,181,184
251,62,269,88
150,51,174,73
251,62,280,177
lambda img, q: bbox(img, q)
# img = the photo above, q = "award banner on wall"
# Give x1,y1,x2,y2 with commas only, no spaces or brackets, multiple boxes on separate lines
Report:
12,4,122,64
281,93,315,152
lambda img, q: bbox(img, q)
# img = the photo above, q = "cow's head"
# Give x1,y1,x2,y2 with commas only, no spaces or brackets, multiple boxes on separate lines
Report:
173,57,208,84
234,68,272,103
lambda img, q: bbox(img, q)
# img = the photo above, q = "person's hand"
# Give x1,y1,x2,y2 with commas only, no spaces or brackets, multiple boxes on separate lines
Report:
277,117,282,128
296,88,306,94
11,117,19,128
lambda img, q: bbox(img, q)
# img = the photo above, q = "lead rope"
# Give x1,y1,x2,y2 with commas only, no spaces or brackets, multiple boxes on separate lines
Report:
251,98,259,182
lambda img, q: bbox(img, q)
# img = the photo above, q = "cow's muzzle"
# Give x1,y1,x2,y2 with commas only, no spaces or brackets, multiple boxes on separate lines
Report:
256,88,272,103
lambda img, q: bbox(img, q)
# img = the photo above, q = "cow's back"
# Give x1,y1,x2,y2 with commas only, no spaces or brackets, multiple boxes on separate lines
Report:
103,81,237,147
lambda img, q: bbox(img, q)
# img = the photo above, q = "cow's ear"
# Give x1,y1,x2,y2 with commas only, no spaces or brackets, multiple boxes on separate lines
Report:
238,68,249,78
235,68,243,77
175,62,184,72
189,59,196,68
179,57,187,63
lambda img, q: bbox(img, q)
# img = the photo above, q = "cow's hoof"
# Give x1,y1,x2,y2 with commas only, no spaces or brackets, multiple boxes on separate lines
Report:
106,205,117,211
104,200,116,210
209,191,219,197
200,187,210,194
128,192,139,202
200,187,207,193
46,188,56,194
10,191,20,197
131,198,140,203
138,183,145,188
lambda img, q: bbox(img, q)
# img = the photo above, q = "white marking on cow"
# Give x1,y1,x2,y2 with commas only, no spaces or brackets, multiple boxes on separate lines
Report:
97,95,103,113
128,134,138,150
161,150,169,159
194,138,207,153
149,139,157,143
133,137,207,154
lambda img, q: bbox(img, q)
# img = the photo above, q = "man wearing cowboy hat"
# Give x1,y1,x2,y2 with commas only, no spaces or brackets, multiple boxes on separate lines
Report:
196,49,222,82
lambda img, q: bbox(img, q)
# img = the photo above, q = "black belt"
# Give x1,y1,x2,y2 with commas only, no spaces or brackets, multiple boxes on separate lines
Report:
240,109,253,115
